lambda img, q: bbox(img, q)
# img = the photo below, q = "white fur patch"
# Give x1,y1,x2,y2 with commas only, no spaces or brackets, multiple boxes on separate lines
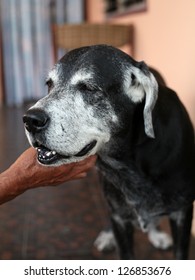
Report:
148,228,173,249
70,70,93,85
123,67,145,103
47,65,60,84
123,66,158,138
94,230,116,252
46,93,110,155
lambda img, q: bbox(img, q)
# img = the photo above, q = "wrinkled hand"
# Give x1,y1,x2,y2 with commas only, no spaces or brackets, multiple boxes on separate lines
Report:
9,147,97,189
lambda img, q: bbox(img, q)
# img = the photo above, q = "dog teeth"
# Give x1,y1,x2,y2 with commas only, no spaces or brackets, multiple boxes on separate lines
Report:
36,146,58,162
46,151,52,157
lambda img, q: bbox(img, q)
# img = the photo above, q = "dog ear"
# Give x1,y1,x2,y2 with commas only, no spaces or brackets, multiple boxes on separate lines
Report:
124,61,158,138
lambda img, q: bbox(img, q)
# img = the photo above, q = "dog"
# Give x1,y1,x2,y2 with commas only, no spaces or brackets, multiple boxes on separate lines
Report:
23,45,195,259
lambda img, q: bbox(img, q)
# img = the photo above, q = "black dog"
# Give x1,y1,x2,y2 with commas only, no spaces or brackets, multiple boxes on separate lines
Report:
23,45,195,259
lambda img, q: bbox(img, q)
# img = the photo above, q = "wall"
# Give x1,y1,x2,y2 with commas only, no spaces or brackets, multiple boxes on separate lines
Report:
86,0,195,126
0,37,3,106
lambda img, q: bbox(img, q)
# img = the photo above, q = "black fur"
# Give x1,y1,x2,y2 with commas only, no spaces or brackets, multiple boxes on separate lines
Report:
98,83,195,259
68,45,195,259
24,45,195,259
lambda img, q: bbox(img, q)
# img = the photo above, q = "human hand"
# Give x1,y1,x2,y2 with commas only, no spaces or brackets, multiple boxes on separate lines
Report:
9,147,97,190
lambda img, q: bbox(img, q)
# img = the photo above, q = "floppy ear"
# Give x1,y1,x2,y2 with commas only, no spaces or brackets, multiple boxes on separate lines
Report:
124,61,158,138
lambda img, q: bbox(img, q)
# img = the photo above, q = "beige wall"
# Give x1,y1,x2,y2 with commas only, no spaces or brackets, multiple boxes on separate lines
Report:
86,0,195,126
86,0,195,237
0,40,3,106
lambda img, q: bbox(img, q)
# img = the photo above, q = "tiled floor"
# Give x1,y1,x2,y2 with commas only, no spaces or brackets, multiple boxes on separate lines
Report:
0,106,194,260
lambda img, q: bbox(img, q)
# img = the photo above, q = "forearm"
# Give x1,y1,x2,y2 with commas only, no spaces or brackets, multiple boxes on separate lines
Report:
0,168,28,205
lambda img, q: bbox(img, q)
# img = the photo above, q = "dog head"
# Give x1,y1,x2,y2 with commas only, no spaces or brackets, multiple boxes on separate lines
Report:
23,45,158,166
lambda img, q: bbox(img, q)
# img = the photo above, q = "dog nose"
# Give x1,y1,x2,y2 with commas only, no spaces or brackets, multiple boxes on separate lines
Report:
23,108,49,133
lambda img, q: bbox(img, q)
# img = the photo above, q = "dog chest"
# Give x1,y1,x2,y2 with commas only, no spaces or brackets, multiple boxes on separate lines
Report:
98,159,164,230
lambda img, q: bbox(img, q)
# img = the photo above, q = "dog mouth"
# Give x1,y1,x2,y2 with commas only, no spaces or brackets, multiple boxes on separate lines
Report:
35,140,97,165
36,145,67,165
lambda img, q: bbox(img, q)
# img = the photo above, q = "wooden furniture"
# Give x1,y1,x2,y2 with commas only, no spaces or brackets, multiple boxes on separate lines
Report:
52,23,134,61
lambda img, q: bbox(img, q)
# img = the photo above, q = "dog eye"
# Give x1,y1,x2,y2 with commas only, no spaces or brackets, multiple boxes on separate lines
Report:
46,79,54,90
77,82,93,92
